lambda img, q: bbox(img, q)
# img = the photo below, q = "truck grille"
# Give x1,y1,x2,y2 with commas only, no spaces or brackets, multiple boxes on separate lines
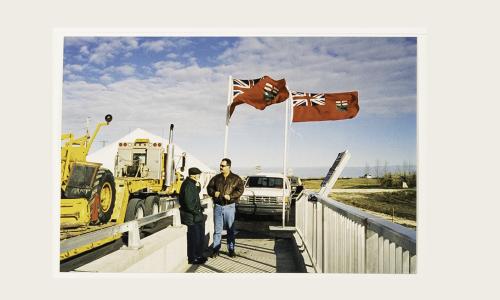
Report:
250,196,279,204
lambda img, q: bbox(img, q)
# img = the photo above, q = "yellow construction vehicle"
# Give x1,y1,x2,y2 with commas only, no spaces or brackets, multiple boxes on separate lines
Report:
60,120,185,261
112,125,185,223
60,114,114,228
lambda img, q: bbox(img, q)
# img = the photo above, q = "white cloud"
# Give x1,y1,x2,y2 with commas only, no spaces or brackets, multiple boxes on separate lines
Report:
99,74,114,83
67,74,85,81
214,37,416,115
87,38,139,65
153,60,185,70
62,74,228,147
64,64,82,75
63,37,417,168
64,37,100,47
80,46,89,56
141,40,172,52
115,65,135,76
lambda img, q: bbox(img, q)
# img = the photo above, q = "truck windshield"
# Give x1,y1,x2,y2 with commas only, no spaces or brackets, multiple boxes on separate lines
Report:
246,177,283,188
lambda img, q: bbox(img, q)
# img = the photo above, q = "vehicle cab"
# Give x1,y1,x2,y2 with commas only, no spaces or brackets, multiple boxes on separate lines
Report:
237,172,291,216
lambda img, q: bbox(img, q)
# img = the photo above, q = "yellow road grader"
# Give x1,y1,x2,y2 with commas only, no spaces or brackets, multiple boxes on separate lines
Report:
60,116,185,260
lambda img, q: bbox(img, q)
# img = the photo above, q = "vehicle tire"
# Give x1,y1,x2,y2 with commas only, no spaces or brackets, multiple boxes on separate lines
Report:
124,198,146,222
89,168,116,225
144,195,160,228
144,195,160,216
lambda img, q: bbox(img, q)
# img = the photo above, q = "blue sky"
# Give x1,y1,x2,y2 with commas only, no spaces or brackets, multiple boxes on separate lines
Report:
62,37,417,170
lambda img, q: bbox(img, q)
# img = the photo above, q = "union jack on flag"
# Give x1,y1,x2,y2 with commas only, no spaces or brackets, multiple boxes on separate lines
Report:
291,92,326,107
233,78,261,99
336,100,349,111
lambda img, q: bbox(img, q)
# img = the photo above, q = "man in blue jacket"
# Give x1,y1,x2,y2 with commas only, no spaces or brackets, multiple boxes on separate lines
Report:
179,167,207,264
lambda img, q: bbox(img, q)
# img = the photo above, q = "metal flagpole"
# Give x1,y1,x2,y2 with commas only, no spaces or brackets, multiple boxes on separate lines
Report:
282,89,291,227
223,75,233,158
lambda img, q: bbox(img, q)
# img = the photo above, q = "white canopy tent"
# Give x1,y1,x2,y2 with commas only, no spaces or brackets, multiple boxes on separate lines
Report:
87,128,216,195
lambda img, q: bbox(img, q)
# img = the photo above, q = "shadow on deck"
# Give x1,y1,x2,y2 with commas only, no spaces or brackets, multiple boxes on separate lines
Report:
186,214,305,273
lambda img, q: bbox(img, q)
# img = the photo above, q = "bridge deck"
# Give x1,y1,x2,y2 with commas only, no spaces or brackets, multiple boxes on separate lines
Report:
186,224,304,273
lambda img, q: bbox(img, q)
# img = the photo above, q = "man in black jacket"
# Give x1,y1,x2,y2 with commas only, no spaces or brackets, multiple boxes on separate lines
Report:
207,158,244,258
179,167,207,264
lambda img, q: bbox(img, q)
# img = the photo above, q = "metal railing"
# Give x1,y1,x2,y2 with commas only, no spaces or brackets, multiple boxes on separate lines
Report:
60,196,214,256
295,190,416,273
60,199,180,254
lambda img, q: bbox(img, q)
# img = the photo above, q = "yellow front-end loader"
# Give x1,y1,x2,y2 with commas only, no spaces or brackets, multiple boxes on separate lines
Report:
60,114,115,228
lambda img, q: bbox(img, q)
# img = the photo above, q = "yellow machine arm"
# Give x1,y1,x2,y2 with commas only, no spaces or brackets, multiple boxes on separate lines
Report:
61,115,112,190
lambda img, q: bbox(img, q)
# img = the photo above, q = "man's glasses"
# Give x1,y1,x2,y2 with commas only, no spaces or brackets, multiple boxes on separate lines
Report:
220,165,228,167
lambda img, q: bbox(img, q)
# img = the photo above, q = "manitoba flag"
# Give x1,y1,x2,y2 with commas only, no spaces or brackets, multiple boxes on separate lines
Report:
291,91,359,122
229,75,289,117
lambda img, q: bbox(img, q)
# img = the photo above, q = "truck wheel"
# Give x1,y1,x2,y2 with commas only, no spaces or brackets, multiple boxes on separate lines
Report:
144,195,160,228
125,198,146,222
145,195,160,216
90,169,116,225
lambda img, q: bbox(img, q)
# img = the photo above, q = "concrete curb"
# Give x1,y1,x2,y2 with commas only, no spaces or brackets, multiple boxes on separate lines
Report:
75,225,188,273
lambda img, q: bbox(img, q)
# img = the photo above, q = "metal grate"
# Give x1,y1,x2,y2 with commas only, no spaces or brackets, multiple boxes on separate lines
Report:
250,196,279,204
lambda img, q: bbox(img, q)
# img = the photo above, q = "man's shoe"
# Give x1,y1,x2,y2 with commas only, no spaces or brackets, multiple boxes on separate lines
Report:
189,258,206,265
210,250,219,258
228,251,236,258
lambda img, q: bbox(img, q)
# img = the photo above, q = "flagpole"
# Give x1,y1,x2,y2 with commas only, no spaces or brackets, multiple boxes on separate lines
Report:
224,75,232,158
282,88,291,227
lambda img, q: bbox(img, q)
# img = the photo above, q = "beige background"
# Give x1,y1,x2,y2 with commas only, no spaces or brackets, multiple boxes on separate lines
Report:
2,0,499,299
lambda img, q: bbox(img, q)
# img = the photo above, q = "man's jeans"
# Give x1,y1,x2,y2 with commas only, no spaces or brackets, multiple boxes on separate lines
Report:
213,203,236,252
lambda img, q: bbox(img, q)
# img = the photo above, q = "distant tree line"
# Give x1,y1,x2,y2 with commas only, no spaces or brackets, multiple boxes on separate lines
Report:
364,159,416,188
379,172,417,188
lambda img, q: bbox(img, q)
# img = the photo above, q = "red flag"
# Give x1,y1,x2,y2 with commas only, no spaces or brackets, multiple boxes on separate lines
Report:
229,76,289,117
292,91,359,122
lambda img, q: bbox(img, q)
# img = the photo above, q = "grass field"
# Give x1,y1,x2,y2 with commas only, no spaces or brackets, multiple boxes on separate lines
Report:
302,178,417,228
302,178,382,190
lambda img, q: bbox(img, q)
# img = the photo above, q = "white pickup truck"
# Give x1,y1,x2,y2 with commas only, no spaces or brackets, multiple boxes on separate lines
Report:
237,172,291,217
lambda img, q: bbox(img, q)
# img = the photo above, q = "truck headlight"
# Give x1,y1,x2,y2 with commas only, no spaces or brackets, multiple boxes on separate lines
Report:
240,195,248,202
276,196,283,203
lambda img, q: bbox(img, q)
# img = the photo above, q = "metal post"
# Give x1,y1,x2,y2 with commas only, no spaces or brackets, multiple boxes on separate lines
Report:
224,75,233,157
126,221,143,250
282,95,290,227
172,208,182,227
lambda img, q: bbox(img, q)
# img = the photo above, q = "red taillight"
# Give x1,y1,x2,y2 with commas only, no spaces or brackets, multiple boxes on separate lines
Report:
119,142,122,147
158,143,162,147
153,143,157,147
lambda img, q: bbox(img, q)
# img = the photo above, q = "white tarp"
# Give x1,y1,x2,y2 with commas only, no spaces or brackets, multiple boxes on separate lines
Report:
87,128,216,195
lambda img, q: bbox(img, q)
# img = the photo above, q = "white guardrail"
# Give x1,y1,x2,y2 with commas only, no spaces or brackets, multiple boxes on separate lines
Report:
60,197,214,255
295,190,416,273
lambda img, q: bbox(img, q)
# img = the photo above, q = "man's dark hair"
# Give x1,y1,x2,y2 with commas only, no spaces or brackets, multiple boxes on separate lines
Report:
222,158,232,166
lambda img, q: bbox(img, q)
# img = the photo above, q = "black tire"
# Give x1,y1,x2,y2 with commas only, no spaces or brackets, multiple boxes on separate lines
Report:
90,169,116,225
144,195,160,216
144,195,160,228
122,198,146,243
124,198,146,222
